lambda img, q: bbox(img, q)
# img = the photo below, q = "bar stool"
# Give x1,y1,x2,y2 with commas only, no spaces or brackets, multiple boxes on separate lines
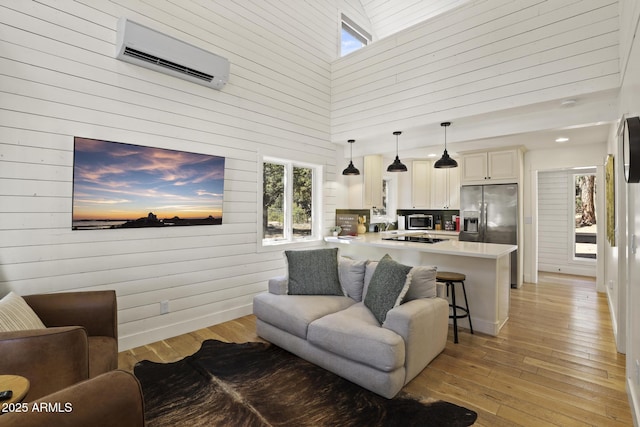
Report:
437,271,473,343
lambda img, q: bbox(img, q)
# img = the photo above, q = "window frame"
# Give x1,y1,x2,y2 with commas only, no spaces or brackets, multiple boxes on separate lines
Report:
259,156,323,249
340,13,372,57
571,170,598,262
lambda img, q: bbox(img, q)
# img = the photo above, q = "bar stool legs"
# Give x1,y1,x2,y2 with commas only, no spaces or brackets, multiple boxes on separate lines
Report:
438,272,473,344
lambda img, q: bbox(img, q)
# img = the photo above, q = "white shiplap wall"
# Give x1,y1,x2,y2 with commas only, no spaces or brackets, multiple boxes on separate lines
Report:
538,170,571,271
0,0,348,349
361,0,471,40
331,0,620,143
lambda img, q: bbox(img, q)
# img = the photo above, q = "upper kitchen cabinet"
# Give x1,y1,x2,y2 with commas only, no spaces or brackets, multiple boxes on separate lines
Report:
363,155,383,208
431,165,460,209
411,160,431,208
411,159,459,209
461,148,522,184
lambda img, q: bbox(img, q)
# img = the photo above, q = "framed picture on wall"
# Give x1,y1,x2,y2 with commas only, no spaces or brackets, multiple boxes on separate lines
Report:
72,137,225,230
605,154,615,247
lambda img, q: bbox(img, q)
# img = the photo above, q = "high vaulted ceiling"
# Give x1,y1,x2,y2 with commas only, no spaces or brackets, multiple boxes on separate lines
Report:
361,0,472,41
337,0,617,156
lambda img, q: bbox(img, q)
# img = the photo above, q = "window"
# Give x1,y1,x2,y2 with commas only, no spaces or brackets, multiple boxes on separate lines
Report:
262,158,320,245
574,172,597,259
340,14,371,57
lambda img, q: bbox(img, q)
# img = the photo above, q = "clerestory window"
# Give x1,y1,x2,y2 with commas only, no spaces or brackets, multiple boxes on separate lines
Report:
340,14,371,57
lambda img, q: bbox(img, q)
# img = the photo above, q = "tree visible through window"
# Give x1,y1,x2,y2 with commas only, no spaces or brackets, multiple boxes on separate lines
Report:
263,160,314,243
292,167,312,237
263,163,284,240
574,173,597,259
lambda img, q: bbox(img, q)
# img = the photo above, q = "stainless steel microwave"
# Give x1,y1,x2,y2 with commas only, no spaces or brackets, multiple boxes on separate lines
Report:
407,214,433,230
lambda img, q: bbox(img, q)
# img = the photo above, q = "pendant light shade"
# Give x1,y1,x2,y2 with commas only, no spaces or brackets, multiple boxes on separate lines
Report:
387,131,407,172
342,139,360,175
434,122,458,168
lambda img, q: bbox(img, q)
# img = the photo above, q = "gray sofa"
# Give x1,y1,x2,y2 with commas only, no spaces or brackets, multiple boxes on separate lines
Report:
253,250,449,398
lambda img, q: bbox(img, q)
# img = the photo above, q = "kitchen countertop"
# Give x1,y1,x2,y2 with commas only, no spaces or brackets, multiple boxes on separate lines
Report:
325,232,516,259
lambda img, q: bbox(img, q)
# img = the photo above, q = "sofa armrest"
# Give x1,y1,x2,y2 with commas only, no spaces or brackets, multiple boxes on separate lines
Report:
0,326,90,401
0,370,145,427
268,276,288,295
383,297,449,382
23,291,117,339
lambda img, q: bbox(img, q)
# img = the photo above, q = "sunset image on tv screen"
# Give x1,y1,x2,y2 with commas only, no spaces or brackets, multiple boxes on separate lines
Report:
72,137,225,230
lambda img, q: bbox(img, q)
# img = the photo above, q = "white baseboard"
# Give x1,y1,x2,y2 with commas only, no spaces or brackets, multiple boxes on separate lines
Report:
538,264,596,277
450,315,504,337
118,304,254,351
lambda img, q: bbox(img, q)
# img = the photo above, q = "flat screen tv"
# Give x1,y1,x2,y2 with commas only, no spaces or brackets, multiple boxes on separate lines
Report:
72,137,225,230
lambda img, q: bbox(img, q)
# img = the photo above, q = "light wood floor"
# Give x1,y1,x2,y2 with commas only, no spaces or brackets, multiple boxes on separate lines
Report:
119,273,632,426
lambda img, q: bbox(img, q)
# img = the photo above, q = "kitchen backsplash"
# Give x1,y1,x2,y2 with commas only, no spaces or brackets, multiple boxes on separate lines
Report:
397,209,460,230
336,208,460,232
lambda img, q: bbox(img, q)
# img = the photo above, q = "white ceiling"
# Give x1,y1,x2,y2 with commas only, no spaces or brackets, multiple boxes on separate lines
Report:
341,1,618,158
361,0,472,41
348,88,619,159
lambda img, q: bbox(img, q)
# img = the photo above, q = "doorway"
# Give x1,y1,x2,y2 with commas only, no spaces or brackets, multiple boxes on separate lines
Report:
537,168,597,277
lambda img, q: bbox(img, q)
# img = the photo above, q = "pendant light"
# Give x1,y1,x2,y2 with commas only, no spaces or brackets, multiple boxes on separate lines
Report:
387,131,407,172
342,139,360,175
434,122,458,168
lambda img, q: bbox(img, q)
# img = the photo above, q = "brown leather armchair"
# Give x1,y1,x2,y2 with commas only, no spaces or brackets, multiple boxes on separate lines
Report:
0,370,145,427
0,291,118,401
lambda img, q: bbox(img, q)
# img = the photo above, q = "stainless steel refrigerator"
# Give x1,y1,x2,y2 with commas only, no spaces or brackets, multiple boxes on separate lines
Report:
459,183,518,286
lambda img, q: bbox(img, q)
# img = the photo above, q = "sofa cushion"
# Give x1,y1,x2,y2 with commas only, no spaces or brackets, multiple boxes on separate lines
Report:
405,265,438,300
365,263,437,301
0,292,46,332
307,302,405,372
285,248,344,296
364,255,412,324
253,292,355,339
363,261,378,300
338,257,367,302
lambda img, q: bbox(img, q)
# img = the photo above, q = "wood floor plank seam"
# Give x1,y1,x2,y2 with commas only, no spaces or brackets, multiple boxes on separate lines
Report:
118,272,633,426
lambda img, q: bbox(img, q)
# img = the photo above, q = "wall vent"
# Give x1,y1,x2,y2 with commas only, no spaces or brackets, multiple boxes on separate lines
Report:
115,18,229,90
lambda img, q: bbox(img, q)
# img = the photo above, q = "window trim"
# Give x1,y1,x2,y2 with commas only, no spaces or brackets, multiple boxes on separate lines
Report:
340,13,371,57
569,169,597,263
258,156,323,250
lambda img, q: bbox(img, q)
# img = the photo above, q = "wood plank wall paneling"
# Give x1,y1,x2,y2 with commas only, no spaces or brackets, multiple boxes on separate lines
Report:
0,0,344,349
361,0,470,40
331,0,620,142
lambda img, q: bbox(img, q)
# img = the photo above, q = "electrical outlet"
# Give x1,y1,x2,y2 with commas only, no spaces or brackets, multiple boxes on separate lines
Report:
160,300,169,315
608,280,614,290
636,360,640,386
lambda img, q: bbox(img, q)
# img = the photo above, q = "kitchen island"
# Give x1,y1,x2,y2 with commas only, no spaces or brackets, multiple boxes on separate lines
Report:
325,233,517,336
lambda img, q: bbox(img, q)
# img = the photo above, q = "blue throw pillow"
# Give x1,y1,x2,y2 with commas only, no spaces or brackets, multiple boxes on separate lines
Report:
364,254,412,324
285,248,344,296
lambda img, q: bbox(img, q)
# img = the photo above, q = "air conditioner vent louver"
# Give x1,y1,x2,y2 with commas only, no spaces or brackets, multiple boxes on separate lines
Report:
123,47,214,82
115,18,229,90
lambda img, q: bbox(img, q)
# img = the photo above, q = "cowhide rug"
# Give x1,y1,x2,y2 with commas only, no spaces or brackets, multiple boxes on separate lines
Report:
134,340,477,427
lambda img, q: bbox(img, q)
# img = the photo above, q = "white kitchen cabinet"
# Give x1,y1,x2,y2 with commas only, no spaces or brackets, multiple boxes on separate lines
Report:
363,155,383,208
411,160,431,208
461,149,519,184
431,163,460,209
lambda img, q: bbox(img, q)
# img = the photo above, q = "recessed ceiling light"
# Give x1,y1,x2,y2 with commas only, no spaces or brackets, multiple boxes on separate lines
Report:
427,153,438,158
555,137,570,143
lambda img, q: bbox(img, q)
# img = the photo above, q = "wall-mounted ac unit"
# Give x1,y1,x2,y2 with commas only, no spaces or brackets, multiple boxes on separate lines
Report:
115,17,229,90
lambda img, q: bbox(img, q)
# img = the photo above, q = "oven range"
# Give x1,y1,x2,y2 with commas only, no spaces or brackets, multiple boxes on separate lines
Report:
381,234,448,244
